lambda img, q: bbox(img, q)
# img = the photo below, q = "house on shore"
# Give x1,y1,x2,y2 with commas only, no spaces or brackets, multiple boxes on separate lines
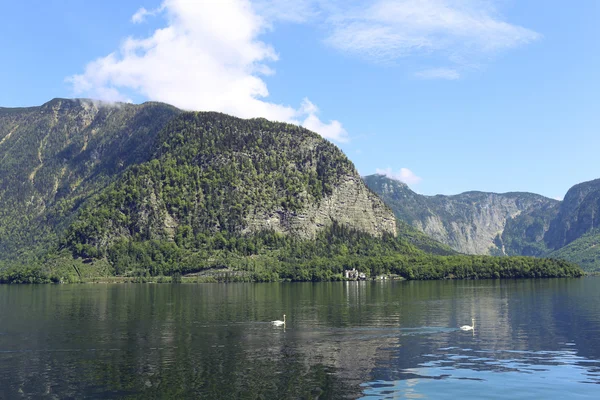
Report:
344,269,366,280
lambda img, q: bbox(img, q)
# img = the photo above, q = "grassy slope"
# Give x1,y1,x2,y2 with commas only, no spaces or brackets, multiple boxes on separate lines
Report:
547,230,600,271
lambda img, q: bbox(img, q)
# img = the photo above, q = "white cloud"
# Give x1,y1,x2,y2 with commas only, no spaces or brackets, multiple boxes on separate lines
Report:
415,67,460,80
376,167,422,185
253,0,318,24
68,0,347,142
324,0,540,67
132,7,152,23
300,98,348,142
68,0,539,140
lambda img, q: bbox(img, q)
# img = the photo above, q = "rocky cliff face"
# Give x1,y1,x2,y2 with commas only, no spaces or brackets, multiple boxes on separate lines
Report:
415,192,556,255
245,175,396,239
0,100,398,261
363,174,558,255
544,178,600,250
68,111,397,254
364,174,600,270
498,201,558,256
538,179,600,271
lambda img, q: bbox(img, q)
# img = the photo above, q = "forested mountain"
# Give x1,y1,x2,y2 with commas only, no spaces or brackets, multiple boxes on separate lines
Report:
547,230,600,271
544,179,600,270
0,98,180,259
545,179,600,250
0,99,438,280
66,111,397,254
0,99,582,282
364,174,600,271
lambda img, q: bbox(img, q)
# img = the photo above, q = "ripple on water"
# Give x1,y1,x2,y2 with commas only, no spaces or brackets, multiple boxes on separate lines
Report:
360,347,600,399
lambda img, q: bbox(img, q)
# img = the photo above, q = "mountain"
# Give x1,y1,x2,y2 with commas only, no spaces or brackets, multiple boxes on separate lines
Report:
0,99,401,277
364,174,600,271
545,179,600,250
546,230,600,272
363,174,558,255
543,179,600,271
0,99,582,282
0,98,181,259
65,110,397,254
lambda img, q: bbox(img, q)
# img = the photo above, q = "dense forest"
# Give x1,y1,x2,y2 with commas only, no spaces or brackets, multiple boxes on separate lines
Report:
0,222,583,283
0,99,180,261
63,111,359,253
547,229,600,272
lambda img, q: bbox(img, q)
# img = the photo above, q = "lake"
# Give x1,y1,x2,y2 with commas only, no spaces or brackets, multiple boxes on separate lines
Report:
1,278,599,399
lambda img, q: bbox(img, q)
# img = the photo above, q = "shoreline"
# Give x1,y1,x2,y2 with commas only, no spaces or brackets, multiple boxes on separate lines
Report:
0,274,590,285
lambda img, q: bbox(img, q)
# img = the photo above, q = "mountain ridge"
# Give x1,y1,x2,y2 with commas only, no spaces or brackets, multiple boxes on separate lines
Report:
0,98,182,258
0,98,583,282
363,173,557,255
364,173,600,270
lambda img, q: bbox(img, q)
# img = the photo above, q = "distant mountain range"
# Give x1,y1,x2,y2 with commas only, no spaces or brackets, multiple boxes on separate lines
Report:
364,174,600,271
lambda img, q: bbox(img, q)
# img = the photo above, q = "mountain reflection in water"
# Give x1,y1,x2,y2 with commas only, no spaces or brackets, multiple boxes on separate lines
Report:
0,278,599,399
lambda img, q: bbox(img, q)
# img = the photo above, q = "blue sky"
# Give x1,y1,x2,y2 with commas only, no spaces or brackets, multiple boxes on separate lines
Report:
1,0,598,199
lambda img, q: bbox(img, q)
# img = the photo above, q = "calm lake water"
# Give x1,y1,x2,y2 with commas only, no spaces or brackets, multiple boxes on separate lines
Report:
1,278,600,399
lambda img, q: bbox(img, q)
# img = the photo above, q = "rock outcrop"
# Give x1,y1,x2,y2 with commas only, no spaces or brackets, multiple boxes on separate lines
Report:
0,100,398,261
363,174,558,255
245,175,396,238
68,111,398,253
364,174,600,270
544,178,600,250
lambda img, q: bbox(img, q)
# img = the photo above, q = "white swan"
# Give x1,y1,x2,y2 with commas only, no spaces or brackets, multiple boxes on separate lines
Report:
460,318,475,331
272,314,286,327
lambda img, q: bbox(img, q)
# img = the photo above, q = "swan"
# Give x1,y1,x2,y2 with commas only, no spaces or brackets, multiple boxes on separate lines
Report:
460,318,475,331
272,314,286,327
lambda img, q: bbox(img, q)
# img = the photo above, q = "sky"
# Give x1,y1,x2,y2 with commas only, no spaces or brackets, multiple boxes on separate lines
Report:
1,0,598,199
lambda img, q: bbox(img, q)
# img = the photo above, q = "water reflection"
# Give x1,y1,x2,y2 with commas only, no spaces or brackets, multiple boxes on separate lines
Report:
362,348,600,399
360,278,600,399
0,279,599,399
